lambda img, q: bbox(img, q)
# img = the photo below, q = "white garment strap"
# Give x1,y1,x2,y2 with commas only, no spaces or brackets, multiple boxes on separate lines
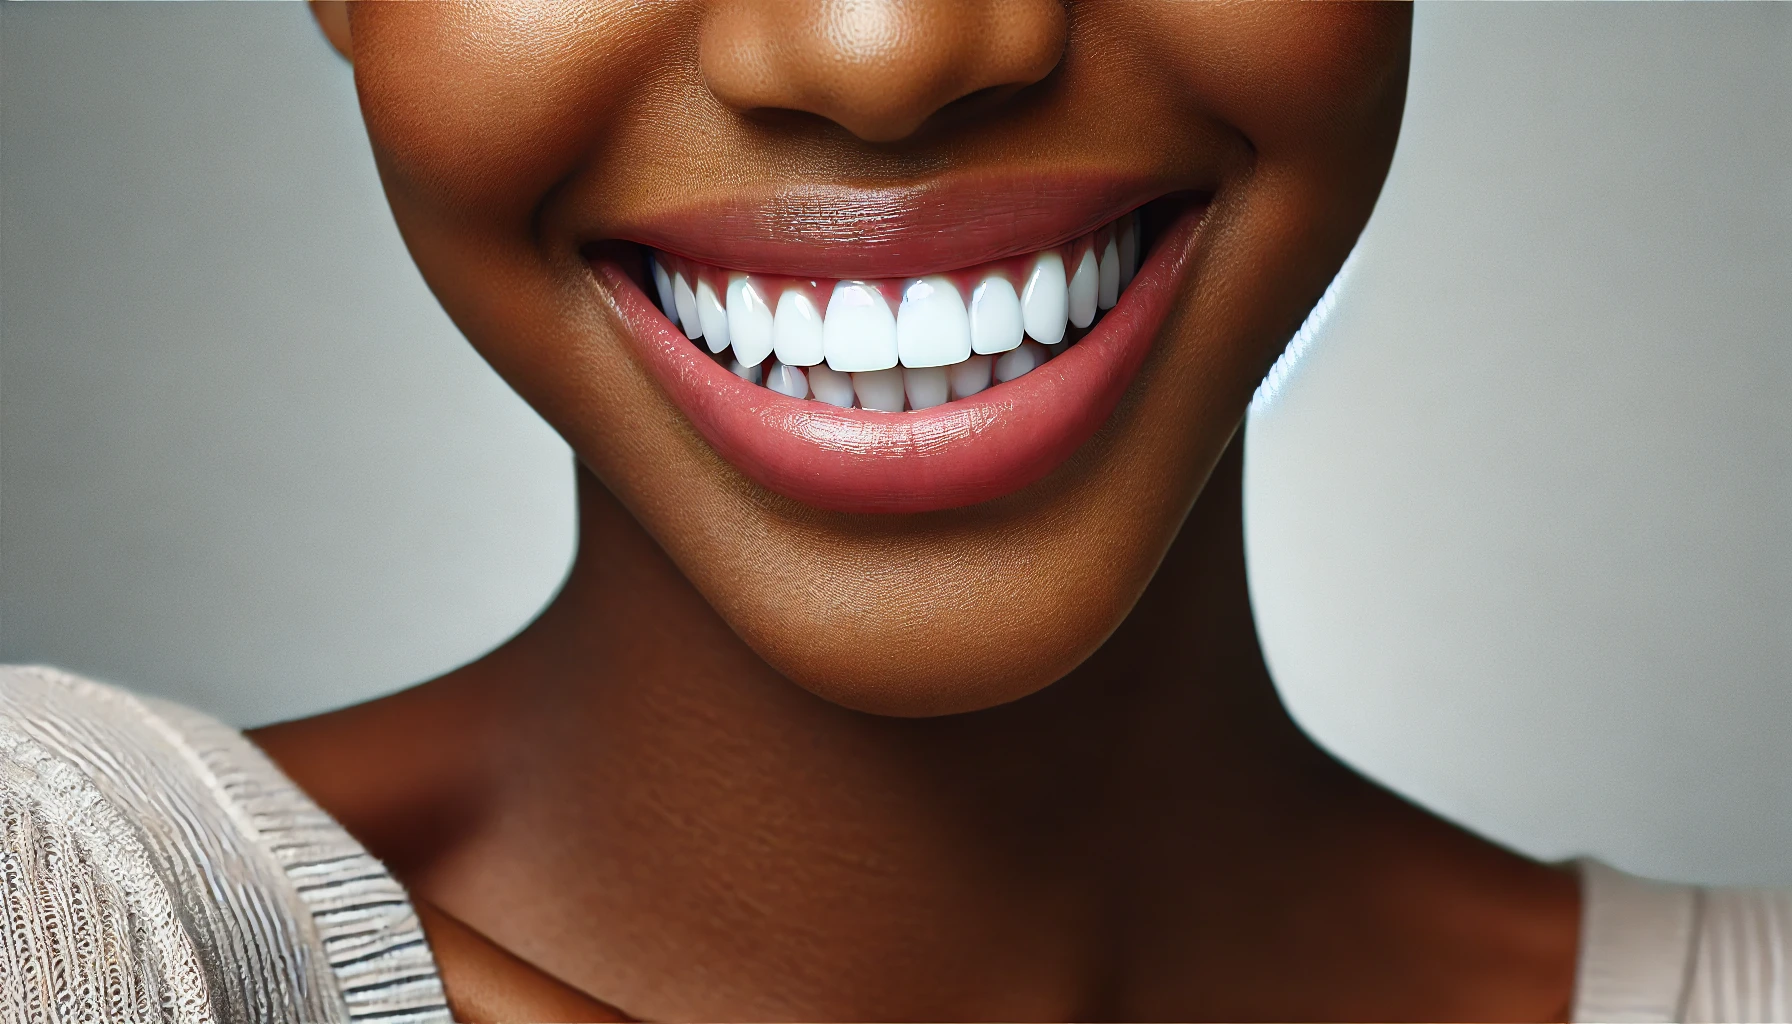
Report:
1573,859,1699,1022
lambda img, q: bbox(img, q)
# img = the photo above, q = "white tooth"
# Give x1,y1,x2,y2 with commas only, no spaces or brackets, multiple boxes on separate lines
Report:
852,367,906,412
903,365,949,410
823,281,898,372
949,354,992,400
652,256,679,327
765,361,808,399
968,276,1024,355
995,341,1046,383
1118,214,1138,287
726,274,775,366
673,272,702,340
728,356,762,385
773,289,825,366
1098,236,1120,310
895,276,971,368
696,277,730,354
1019,251,1068,346
1068,247,1098,329
808,362,855,408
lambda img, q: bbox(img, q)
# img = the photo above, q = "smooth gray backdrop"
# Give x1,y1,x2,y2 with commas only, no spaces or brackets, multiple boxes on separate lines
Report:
3,4,1788,886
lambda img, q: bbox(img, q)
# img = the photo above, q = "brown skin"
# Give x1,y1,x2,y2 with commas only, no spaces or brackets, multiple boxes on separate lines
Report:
261,3,1580,1020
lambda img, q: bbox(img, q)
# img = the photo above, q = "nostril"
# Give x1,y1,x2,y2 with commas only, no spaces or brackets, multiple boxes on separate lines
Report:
699,0,1067,145
929,82,1031,127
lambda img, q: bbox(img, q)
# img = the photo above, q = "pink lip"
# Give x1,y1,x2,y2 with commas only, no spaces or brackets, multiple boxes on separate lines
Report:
614,172,1173,278
594,207,1201,515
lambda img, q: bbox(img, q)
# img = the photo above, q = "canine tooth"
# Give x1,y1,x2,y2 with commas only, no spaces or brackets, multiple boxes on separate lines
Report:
995,341,1046,383
1098,236,1120,309
728,356,762,385
949,354,992,399
823,281,898,372
773,289,825,366
726,274,776,366
1068,247,1098,329
895,276,971,368
852,367,906,412
673,272,702,340
809,362,855,408
1118,214,1138,287
1020,251,1068,346
766,361,808,399
903,365,949,410
652,256,679,327
696,278,730,354
969,277,1023,355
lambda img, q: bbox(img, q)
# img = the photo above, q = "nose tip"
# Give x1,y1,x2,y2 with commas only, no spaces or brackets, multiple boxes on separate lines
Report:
700,0,1068,143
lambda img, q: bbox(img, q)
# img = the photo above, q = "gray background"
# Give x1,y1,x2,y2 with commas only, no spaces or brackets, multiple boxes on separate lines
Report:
2,4,1788,886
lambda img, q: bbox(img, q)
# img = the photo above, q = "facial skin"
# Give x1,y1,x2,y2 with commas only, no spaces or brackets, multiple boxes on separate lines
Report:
265,7,1591,1020
335,2,1409,717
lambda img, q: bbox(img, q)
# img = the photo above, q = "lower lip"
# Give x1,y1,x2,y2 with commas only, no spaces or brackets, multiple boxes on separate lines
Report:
594,209,1201,515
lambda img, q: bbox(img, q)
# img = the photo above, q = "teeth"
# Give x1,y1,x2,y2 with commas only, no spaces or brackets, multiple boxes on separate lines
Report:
995,341,1047,383
728,356,762,385
1097,236,1120,310
696,278,730,354
1068,247,1098,330
852,367,906,412
968,277,1023,355
1118,214,1138,288
651,208,1145,411
904,365,950,410
949,354,992,399
823,281,899,373
727,274,776,366
766,361,808,398
1020,251,1068,346
809,362,855,408
673,272,702,340
895,277,972,368
773,288,825,366
652,257,679,328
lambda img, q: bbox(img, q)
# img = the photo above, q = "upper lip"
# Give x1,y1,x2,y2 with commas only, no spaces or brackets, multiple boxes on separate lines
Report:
606,170,1180,278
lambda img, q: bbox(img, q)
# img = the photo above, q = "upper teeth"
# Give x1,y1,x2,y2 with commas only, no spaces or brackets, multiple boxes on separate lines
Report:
649,212,1140,411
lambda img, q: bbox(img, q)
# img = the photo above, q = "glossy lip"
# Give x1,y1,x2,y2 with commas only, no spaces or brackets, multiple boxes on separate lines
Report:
594,205,1202,515
612,171,1173,278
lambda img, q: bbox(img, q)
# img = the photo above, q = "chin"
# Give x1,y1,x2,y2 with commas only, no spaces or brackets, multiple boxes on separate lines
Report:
717,528,1161,717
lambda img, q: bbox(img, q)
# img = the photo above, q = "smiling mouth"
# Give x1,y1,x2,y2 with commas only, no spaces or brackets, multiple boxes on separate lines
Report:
591,190,1206,514
648,211,1140,412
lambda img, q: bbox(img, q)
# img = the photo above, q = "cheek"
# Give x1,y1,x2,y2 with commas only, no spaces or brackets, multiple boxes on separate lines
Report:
348,3,678,220
1111,3,1411,156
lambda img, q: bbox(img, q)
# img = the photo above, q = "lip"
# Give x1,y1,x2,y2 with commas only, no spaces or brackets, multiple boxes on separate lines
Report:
613,171,1175,279
593,204,1202,515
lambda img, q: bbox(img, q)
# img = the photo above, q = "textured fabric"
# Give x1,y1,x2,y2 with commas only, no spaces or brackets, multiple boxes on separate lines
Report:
1684,885,1792,1022
0,665,449,1024
1573,861,1792,1021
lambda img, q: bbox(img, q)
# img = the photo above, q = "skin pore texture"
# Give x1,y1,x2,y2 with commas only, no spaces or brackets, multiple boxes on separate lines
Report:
255,3,1581,1020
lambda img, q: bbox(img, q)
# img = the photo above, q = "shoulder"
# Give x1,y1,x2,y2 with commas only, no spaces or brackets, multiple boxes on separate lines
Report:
0,665,449,1024
1685,883,1792,1022
1575,859,1791,1023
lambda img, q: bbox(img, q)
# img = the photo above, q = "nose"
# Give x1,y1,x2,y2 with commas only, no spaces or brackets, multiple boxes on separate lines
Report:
699,0,1068,143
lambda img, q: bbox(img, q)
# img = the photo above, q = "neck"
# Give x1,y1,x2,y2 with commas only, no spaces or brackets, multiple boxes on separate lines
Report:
256,432,1578,1021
